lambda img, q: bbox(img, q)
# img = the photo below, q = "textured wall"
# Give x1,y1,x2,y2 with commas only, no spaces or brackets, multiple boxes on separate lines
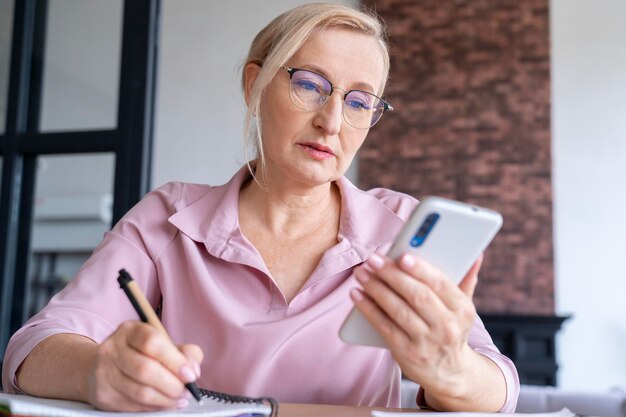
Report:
360,0,553,314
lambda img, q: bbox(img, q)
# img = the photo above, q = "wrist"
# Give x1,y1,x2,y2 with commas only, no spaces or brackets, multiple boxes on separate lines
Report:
80,344,100,402
418,345,475,409
420,346,508,412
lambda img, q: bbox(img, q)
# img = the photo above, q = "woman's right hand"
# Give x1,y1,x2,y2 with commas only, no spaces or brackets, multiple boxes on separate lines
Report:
86,321,203,411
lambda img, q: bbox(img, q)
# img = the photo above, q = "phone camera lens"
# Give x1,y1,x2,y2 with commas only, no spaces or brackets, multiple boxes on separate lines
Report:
410,213,440,248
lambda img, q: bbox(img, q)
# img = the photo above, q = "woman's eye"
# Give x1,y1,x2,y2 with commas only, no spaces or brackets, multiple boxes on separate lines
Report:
346,99,369,110
295,80,320,92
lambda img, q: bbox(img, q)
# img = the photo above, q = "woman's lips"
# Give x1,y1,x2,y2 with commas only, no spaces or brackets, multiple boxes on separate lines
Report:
299,142,335,160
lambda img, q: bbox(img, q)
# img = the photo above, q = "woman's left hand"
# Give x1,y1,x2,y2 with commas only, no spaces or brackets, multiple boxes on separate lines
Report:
351,252,483,402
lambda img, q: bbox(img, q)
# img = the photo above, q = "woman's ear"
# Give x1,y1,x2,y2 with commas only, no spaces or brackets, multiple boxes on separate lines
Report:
243,63,261,107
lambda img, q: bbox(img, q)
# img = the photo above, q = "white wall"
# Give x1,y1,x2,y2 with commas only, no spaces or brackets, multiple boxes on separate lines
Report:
551,0,626,390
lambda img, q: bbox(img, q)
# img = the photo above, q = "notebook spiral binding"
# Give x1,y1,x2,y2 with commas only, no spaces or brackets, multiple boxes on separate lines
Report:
199,388,278,417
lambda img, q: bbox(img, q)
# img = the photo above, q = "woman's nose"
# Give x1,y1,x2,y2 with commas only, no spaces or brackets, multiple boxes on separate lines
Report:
313,92,344,134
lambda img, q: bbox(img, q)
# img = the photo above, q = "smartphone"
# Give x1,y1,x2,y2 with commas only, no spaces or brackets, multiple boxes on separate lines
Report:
338,196,503,348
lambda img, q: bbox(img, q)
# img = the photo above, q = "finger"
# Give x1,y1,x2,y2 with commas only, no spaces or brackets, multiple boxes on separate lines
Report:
396,253,468,311
354,266,429,343
349,284,412,347
110,365,183,411
178,344,203,378
116,337,186,400
90,355,181,412
459,253,483,299
125,324,197,393
363,257,450,330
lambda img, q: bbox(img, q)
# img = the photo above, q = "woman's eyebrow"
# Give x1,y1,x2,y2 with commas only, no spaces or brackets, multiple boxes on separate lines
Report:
296,64,376,93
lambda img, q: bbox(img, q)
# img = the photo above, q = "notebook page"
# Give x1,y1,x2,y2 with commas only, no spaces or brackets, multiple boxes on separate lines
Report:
0,393,271,417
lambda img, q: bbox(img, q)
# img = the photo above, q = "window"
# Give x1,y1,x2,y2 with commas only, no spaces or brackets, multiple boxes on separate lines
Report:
0,0,159,361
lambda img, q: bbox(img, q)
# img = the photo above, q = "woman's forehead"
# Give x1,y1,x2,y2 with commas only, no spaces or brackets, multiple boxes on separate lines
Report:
289,28,385,91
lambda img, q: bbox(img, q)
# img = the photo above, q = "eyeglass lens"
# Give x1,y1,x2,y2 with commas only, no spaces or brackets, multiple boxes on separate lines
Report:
288,69,385,129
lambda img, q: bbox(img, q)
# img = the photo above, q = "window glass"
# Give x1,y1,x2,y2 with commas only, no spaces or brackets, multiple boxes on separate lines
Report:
27,153,114,315
0,0,14,134
39,0,123,132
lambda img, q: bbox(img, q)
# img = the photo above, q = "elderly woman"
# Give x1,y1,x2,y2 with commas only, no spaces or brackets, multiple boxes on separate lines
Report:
2,3,519,413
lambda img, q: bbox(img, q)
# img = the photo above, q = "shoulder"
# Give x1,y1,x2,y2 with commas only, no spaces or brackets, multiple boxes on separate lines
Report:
146,181,215,212
118,181,214,224
109,181,216,250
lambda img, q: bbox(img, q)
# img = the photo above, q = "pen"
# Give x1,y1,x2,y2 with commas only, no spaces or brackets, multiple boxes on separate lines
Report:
117,268,203,404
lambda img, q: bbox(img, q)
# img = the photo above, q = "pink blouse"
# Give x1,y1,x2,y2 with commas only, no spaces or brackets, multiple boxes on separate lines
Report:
2,167,519,411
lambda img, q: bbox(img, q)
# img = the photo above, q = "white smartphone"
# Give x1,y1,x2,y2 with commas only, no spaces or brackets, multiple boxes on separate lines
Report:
338,196,503,348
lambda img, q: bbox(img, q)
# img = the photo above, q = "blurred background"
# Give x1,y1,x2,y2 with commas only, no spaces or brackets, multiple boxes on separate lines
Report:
0,0,625,394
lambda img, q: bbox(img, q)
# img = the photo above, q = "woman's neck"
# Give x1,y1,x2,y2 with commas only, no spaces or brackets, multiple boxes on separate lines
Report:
239,173,341,240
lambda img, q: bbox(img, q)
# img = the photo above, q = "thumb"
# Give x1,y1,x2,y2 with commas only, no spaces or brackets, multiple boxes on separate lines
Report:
178,343,204,379
459,253,484,299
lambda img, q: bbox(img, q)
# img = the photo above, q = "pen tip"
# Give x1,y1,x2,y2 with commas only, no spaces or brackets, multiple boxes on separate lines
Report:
186,382,203,403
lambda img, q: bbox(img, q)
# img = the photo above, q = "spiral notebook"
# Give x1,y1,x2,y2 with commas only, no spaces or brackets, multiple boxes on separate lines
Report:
0,389,277,417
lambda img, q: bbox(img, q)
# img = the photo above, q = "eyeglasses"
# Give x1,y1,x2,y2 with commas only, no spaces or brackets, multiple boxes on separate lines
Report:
281,66,393,129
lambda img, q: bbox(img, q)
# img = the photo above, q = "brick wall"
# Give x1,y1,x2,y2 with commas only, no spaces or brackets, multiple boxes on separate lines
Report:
359,0,553,314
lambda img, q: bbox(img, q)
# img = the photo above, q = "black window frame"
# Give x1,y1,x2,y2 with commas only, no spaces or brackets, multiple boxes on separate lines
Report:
0,0,160,362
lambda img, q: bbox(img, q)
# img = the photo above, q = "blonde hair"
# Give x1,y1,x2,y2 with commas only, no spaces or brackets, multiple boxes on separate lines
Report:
242,3,390,180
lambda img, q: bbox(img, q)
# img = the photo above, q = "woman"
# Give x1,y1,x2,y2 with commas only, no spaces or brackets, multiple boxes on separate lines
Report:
2,3,519,412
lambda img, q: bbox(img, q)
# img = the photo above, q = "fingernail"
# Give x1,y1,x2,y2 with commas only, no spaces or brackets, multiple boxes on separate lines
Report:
177,398,189,409
401,253,416,268
193,361,201,378
350,288,364,302
180,365,196,383
354,267,369,284
367,253,385,270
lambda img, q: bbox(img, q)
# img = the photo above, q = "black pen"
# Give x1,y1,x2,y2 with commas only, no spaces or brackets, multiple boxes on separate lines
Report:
117,268,203,404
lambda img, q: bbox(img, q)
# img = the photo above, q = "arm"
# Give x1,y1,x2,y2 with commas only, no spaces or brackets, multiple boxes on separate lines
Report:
351,253,518,412
422,346,507,411
16,334,98,401
3,183,209,410
15,325,202,411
